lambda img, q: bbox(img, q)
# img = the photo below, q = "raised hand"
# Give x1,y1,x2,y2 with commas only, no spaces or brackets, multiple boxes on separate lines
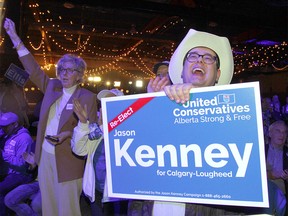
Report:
3,18,22,45
147,76,170,93
73,98,88,123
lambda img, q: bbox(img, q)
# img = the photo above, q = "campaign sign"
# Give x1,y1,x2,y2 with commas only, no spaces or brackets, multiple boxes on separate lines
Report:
101,82,268,207
4,63,29,87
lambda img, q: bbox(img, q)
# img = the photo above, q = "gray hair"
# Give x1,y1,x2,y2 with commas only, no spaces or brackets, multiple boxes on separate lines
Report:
269,120,288,133
56,54,87,81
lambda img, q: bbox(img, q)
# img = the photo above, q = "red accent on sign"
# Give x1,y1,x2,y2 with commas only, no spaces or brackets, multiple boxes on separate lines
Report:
108,97,154,132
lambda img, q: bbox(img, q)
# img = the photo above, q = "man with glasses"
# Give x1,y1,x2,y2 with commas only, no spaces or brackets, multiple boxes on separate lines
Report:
128,29,247,215
0,112,34,216
265,120,288,215
4,18,98,216
162,29,233,105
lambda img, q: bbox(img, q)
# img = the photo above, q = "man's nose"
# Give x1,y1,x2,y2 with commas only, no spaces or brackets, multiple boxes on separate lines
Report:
197,55,204,62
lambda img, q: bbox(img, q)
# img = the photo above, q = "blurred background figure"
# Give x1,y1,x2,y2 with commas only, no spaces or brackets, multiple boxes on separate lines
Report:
266,120,288,195
262,97,273,145
147,61,171,93
282,96,288,122
266,120,288,215
271,94,282,121
0,112,34,216
152,61,169,79
72,88,128,216
0,77,30,129
5,151,41,216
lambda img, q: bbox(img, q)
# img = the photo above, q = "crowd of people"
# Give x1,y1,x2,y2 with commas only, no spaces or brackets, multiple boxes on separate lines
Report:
1,17,288,216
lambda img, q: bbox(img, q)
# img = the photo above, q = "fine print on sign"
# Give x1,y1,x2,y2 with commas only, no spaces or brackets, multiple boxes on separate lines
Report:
102,82,268,208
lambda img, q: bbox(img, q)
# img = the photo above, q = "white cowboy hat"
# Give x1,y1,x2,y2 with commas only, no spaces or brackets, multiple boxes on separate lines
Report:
169,29,234,85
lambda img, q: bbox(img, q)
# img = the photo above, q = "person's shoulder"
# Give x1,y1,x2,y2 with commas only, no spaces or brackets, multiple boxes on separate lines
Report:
16,127,33,137
13,128,33,144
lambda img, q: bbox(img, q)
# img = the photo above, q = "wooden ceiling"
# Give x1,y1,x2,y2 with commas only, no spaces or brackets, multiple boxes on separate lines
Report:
1,0,287,92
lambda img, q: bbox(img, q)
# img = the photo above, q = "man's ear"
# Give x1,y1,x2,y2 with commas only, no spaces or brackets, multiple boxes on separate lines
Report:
215,69,221,83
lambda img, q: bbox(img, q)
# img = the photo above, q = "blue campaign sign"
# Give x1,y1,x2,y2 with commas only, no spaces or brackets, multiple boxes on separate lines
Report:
101,82,268,207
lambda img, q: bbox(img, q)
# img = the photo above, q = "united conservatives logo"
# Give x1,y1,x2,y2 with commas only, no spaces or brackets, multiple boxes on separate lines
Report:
218,94,236,104
172,93,250,119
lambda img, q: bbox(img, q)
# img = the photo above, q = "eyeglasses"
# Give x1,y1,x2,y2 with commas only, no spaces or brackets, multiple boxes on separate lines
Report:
186,52,217,65
58,68,80,75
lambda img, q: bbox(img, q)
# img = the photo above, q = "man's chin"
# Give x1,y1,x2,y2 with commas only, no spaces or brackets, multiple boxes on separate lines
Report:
189,80,206,88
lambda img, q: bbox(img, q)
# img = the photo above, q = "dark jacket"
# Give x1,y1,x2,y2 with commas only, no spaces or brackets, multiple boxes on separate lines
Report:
265,144,288,200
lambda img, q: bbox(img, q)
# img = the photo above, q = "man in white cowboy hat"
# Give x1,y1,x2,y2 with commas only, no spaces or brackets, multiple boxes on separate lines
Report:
135,29,282,215
128,29,248,215
147,28,233,104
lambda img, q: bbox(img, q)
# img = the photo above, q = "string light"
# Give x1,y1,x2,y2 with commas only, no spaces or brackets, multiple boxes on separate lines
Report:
233,42,287,74
6,0,285,90
0,37,4,46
